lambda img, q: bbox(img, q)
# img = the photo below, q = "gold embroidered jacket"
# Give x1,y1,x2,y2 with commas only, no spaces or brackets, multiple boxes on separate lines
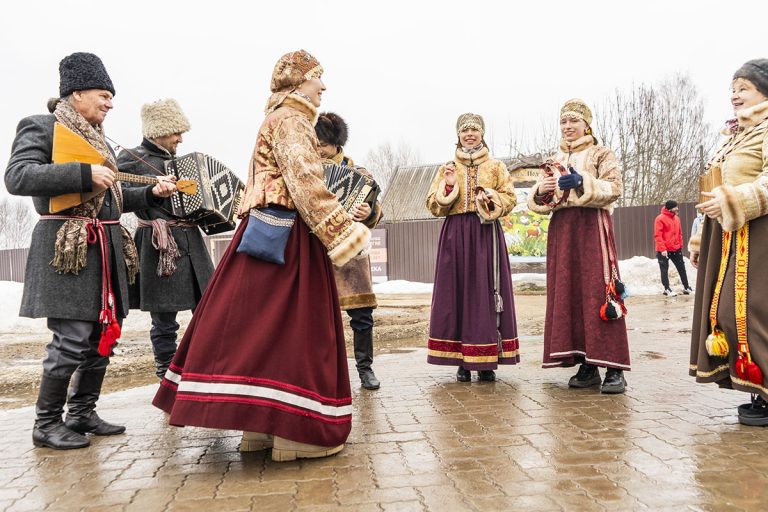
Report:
527,136,622,214
425,146,516,220
240,94,369,266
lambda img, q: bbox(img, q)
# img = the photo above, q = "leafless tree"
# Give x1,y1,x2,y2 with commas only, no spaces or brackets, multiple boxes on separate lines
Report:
0,197,35,248
362,142,421,196
506,119,560,159
595,74,717,206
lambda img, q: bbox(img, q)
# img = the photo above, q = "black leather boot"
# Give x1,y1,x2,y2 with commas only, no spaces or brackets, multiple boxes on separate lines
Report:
738,394,768,426
354,328,380,390
601,368,627,394
568,364,602,388
456,366,471,382
154,351,175,380
33,375,90,450
64,369,126,435
478,370,496,382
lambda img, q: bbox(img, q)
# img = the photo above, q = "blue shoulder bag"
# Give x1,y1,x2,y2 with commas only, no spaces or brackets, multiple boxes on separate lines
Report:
236,207,297,264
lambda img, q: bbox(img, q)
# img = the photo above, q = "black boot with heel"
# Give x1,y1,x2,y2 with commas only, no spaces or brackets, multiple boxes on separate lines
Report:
64,369,126,436
33,375,90,450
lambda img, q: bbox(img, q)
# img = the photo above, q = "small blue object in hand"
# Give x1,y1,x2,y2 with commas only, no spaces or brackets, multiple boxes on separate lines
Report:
558,167,583,190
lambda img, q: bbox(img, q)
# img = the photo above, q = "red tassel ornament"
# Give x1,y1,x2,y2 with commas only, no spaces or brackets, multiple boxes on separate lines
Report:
97,310,121,357
735,354,763,385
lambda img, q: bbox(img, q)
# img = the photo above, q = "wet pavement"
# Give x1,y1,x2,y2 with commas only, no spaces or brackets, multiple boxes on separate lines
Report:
2,330,768,511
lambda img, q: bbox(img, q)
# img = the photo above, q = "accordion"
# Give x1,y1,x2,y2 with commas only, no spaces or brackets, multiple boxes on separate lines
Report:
322,163,379,214
166,152,245,235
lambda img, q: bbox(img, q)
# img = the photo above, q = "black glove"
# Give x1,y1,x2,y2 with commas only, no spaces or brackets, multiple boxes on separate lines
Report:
558,166,583,190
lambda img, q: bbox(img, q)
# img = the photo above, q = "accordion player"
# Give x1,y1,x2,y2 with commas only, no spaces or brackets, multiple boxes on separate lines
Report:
322,162,380,215
165,152,245,235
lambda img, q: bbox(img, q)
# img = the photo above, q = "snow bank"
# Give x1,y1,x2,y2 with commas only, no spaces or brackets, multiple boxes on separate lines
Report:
618,255,696,297
371,256,694,297
0,282,45,332
373,280,433,294
0,281,190,334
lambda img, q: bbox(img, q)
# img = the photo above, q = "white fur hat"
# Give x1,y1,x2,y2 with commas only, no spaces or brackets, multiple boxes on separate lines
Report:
141,98,191,139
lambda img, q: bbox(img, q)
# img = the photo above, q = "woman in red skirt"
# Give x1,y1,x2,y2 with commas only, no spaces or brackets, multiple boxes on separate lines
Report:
528,99,630,394
152,50,370,461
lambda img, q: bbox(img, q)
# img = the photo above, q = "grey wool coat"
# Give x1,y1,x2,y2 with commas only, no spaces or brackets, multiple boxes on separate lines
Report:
4,114,161,321
117,139,214,312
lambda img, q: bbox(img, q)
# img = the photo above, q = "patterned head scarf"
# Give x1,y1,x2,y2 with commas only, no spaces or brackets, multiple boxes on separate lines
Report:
270,50,323,93
560,98,593,126
456,113,485,135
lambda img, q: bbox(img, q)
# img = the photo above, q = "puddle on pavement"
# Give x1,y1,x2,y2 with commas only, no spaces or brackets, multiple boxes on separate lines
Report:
0,370,159,410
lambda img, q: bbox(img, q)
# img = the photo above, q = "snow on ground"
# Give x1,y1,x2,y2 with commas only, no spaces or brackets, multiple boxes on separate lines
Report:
0,281,188,334
0,256,694,332
618,255,696,297
371,256,694,297
373,280,433,294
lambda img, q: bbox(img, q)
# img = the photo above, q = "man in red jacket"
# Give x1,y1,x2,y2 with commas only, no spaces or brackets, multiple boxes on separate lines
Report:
654,200,692,297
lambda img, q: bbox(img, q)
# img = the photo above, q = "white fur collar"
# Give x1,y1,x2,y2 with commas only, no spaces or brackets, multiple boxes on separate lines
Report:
559,135,594,153
736,100,768,128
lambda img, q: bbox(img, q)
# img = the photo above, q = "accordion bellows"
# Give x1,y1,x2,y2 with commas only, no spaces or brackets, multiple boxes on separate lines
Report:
323,163,379,214
166,152,245,235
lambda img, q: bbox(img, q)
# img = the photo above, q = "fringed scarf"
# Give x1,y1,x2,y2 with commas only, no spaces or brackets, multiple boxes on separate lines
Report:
51,101,139,283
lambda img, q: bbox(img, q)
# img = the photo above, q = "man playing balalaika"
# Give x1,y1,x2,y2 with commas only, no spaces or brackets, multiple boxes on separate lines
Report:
4,53,176,450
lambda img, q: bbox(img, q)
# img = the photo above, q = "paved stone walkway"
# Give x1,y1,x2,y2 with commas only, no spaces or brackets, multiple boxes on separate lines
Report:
2,312,768,511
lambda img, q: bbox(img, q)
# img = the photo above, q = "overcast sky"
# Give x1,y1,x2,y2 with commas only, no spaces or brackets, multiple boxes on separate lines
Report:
1,0,765,196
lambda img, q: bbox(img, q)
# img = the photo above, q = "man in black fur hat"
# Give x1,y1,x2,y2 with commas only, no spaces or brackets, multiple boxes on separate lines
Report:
4,52,176,449
316,113,383,390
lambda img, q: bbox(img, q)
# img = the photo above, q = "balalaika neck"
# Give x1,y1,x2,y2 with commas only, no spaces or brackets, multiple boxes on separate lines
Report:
114,171,161,186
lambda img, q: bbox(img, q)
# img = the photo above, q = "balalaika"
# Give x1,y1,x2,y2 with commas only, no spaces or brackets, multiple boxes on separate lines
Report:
166,152,245,235
322,163,380,214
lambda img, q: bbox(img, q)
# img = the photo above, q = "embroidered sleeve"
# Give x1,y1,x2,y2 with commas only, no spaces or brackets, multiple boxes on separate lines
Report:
491,161,516,217
575,147,622,208
426,164,459,217
273,115,369,265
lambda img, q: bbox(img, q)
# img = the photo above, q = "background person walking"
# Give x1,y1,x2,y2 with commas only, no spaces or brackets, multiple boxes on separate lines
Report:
653,200,693,297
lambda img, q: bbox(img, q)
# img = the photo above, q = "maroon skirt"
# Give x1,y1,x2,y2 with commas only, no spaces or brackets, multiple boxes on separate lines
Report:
542,207,630,370
153,215,352,447
427,213,519,371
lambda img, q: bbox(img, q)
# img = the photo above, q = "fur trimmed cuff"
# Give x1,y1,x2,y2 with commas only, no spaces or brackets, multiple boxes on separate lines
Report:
575,171,615,208
328,222,371,267
435,180,459,207
339,293,378,310
477,189,504,222
526,183,553,214
688,232,701,254
715,185,748,232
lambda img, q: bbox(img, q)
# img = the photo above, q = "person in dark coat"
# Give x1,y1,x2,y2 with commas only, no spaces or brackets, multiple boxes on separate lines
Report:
4,52,176,450
316,112,382,390
117,99,214,379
